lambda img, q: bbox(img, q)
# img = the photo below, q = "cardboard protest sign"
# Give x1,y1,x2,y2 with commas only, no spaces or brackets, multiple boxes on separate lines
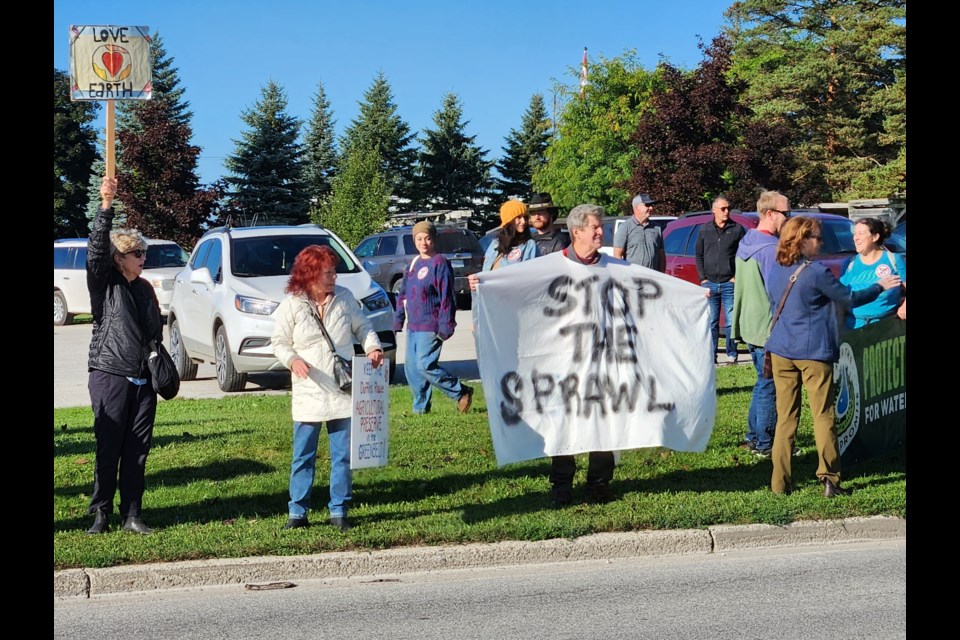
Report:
350,357,390,469
474,252,715,465
69,25,152,101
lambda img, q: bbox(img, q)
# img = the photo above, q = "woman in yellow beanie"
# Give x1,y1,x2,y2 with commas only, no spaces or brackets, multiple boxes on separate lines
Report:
482,200,539,270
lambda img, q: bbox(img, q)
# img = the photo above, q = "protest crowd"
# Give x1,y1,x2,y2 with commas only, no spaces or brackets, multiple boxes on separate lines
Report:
82,176,905,536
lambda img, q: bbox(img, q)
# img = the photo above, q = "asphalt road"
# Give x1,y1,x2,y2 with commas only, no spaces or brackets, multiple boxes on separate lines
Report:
53,310,481,409
54,540,907,640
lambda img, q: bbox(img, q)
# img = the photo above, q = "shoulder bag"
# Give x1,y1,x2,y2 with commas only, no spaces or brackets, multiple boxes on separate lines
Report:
310,302,353,394
147,339,180,400
762,261,810,379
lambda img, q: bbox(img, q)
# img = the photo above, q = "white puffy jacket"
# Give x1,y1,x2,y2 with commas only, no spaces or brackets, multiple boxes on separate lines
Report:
272,287,381,422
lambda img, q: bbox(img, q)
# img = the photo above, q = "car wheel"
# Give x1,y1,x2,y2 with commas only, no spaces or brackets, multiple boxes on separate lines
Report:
215,325,248,392
388,357,397,384
54,290,74,326
170,319,199,381
456,292,472,311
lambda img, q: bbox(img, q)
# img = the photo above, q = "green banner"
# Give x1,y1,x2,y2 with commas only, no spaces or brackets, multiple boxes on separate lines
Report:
836,315,906,466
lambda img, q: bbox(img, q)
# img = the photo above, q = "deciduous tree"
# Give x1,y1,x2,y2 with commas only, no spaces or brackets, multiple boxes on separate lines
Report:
535,52,662,213
313,144,389,249
117,98,221,248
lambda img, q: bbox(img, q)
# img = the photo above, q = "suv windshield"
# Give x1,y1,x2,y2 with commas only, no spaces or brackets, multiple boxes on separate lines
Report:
230,235,361,277
144,244,189,269
435,231,481,254
821,219,857,254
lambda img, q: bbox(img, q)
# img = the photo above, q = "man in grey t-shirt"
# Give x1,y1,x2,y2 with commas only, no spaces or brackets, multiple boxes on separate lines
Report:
613,193,666,272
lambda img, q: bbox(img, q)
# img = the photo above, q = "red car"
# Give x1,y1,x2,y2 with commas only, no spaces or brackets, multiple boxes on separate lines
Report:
662,211,863,284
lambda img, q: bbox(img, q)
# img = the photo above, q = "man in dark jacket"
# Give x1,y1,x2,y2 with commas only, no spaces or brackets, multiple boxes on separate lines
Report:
695,196,746,364
528,193,570,255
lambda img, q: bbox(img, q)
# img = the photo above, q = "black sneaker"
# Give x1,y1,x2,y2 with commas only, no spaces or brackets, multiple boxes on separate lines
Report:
549,485,572,509
754,448,772,459
738,440,756,452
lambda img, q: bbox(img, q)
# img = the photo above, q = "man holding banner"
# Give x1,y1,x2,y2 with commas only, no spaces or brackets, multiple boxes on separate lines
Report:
469,204,716,508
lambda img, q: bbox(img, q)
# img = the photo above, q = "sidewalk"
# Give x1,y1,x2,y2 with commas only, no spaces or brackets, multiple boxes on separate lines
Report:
55,515,904,598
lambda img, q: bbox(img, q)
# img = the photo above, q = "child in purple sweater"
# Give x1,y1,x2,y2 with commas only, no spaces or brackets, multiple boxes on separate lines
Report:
394,221,473,414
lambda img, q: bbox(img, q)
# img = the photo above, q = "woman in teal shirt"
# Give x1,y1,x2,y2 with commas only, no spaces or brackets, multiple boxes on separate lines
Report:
839,218,906,329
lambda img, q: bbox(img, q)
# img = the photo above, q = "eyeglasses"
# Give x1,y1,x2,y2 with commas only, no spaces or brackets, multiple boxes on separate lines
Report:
718,206,730,211
771,209,791,217
124,249,146,258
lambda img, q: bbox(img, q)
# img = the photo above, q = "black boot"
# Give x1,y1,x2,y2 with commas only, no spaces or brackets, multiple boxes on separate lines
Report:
86,509,109,535
330,516,351,532
121,516,153,535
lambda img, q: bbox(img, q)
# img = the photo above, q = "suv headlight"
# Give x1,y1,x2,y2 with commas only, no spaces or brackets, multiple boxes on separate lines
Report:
235,295,279,315
361,290,391,312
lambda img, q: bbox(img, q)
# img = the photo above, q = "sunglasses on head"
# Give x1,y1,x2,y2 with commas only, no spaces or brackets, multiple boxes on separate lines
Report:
124,249,146,258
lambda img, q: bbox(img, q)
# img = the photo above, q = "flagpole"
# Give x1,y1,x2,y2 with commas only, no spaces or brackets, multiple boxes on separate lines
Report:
580,47,588,99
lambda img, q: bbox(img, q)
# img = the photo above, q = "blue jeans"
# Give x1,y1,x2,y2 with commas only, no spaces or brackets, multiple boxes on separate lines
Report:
288,418,351,520
746,344,777,452
706,280,737,359
406,331,463,413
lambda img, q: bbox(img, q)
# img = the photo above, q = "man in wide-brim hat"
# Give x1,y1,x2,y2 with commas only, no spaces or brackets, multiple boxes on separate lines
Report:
528,192,570,255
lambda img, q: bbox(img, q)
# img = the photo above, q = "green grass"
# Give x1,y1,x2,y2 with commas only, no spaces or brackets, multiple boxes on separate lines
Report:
53,366,905,569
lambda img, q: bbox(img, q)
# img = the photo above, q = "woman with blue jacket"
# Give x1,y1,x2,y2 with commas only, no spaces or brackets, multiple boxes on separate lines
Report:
764,217,900,498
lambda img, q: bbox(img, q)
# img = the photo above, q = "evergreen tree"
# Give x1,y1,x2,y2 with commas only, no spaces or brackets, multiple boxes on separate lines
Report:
225,81,307,225
313,143,390,249
626,36,795,214
302,80,338,213
117,98,221,248
116,31,193,131
495,93,551,200
341,72,418,210
85,155,127,229
54,67,100,238
725,0,906,200
417,93,494,211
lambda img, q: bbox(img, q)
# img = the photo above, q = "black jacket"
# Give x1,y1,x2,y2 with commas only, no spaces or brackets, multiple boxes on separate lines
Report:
86,206,164,378
533,227,571,256
695,220,746,283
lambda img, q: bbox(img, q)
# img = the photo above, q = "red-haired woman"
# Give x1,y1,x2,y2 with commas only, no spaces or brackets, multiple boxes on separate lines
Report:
271,245,384,532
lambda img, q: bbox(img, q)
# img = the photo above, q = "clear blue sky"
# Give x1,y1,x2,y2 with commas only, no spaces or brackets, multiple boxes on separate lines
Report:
54,0,734,185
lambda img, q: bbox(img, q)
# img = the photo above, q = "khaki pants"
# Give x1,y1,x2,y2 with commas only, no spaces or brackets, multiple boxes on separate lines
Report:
770,354,840,493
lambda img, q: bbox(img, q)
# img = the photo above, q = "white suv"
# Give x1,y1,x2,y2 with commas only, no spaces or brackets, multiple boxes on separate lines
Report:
167,224,396,392
54,237,190,325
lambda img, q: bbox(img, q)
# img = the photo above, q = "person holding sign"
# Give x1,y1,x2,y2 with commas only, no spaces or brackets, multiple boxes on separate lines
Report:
839,217,906,329
482,200,538,271
471,204,620,507
272,245,384,532
394,221,474,414
764,217,901,498
84,176,165,536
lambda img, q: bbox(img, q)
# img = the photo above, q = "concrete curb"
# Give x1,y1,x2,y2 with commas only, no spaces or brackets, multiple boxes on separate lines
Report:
54,515,904,599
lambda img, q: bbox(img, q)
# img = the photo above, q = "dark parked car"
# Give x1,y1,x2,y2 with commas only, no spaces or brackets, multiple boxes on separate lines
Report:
662,211,884,285
354,225,483,309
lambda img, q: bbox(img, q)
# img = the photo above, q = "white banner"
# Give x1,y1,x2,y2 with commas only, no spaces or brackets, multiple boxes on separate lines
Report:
474,252,715,465
350,357,390,469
